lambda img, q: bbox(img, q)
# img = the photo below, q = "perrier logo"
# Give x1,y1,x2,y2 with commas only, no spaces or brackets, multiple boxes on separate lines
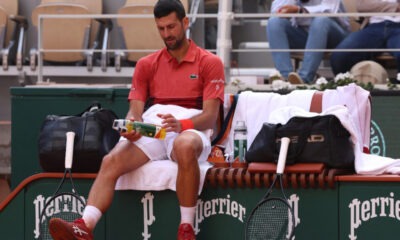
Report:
370,120,386,156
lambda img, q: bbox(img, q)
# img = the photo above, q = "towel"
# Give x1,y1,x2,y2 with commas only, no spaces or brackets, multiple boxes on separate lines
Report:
224,84,394,174
115,161,213,194
224,89,316,157
322,83,371,151
114,104,213,194
268,105,400,175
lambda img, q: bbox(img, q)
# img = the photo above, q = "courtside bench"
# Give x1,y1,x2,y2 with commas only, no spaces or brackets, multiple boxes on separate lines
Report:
3,85,400,239
1,163,400,239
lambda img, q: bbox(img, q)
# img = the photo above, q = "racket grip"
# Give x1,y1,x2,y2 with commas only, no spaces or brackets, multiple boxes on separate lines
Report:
65,131,75,169
277,137,290,174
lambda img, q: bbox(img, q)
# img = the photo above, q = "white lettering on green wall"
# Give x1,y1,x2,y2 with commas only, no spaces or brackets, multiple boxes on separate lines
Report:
194,195,246,234
348,192,399,240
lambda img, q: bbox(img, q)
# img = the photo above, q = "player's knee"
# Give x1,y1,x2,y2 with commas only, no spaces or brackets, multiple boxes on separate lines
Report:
173,134,202,161
99,153,121,175
102,153,113,166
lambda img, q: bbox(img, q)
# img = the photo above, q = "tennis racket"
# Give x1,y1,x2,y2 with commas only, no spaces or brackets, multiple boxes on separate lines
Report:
245,137,295,240
38,131,86,240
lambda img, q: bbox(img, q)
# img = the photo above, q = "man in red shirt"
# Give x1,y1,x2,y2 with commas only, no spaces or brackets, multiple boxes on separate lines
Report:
48,0,224,239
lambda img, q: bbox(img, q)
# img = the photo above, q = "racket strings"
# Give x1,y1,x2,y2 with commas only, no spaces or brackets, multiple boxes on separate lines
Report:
247,199,291,240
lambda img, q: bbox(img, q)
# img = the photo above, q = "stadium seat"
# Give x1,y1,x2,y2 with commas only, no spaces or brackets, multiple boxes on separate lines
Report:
0,8,6,51
115,0,188,69
56,0,113,71
41,0,103,45
31,3,91,65
30,0,113,71
0,0,28,71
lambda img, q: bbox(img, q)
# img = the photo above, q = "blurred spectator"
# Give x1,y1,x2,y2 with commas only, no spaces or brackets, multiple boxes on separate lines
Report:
331,0,400,76
267,0,350,84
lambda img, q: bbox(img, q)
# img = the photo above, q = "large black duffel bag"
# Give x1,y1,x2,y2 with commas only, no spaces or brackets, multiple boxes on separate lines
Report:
38,102,120,172
246,115,355,169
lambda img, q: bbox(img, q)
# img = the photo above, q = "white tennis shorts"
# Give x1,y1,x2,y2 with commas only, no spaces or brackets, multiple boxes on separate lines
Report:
121,104,212,163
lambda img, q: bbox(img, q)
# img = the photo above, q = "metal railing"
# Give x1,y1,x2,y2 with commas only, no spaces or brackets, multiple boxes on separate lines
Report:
5,5,400,84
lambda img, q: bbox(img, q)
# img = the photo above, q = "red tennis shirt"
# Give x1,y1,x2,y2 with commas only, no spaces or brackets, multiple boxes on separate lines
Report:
128,40,225,110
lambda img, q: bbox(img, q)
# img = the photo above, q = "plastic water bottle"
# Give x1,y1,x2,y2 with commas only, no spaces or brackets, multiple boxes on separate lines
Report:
233,121,247,163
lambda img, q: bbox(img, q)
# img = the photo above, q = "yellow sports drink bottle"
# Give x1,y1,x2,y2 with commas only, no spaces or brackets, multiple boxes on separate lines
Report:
112,119,166,139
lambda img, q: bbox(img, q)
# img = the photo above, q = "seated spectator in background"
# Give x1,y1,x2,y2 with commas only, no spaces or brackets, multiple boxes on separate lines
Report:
267,0,350,84
331,0,400,76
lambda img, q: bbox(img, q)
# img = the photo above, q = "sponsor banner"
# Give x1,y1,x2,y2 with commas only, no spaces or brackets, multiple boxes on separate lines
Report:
27,183,339,240
341,182,400,240
370,120,386,157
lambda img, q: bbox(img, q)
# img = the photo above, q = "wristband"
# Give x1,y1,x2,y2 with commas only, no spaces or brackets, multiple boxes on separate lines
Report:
179,119,194,132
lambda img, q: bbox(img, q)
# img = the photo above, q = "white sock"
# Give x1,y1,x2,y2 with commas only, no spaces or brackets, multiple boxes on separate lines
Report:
180,206,196,227
82,205,102,229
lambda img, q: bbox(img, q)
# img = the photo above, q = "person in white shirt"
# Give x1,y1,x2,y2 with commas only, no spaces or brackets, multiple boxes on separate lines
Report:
331,0,400,76
267,0,350,84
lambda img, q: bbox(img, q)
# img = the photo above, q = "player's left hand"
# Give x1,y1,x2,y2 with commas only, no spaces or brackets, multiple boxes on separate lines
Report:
157,113,181,133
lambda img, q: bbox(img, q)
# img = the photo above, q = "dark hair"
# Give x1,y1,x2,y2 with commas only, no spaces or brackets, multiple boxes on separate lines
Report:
154,0,186,20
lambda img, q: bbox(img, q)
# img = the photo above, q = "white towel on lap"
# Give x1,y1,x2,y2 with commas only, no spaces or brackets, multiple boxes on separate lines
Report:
115,161,212,195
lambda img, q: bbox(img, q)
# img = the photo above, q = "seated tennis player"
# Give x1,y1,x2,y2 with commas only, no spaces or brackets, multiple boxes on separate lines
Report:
48,0,225,239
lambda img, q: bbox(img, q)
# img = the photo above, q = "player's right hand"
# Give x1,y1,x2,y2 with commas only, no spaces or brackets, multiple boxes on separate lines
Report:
120,118,142,142
121,130,141,142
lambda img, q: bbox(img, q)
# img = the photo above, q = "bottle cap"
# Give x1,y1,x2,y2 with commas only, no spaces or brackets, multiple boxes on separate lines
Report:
236,120,246,130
